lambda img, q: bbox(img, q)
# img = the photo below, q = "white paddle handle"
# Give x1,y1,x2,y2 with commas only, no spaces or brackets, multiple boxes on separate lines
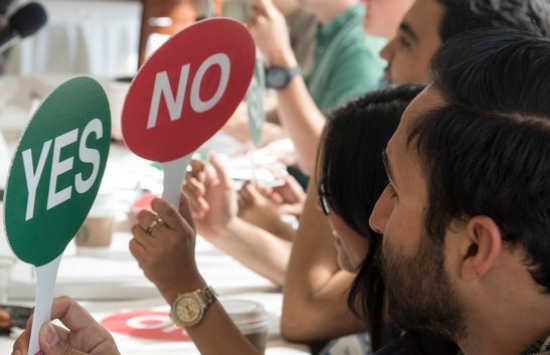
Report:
28,254,62,355
162,154,193,208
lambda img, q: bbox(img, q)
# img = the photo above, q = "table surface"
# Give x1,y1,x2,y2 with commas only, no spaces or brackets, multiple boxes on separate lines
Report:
0,74,308,355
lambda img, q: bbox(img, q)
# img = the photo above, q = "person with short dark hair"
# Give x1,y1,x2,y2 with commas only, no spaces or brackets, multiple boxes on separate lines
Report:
380,0,550,85
369,28,550,355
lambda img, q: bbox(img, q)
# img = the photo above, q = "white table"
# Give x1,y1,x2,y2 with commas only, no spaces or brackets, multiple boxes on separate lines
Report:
1,231,308,354
0,74,308,355
5,0,141,78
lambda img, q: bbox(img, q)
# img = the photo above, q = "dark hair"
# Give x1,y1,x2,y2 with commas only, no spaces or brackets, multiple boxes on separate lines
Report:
409,28,550,292
318,84,424,350
435,0,550,42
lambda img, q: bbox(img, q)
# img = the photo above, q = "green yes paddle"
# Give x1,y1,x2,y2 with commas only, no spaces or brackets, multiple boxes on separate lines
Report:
4,77,111,355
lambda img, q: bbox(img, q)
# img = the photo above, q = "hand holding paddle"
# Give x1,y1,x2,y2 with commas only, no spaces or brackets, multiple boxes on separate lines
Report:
4,77,111,355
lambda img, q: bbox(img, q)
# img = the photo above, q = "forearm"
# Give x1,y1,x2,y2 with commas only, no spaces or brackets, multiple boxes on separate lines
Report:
207,217,292,286
132,197,260,355
276,78,326,175
282,180,366,341
262,37,325,175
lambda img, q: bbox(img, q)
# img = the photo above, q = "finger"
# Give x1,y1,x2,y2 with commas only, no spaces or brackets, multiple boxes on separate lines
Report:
237,182,258,213
253,0,273,15
249,0,264,17
178,191,196,231
129,226,148,260
182,173,214,212
184,173,207,198
189,159,208,181
238,181,253,201
136,209,162,235
33,296,108,352
182,183,208,219
12,329,30,355
243,182,266,202
277,204,301,216
284,174,306,195
39,322,85,355
149,197,191,233
208,152,232,186
237,193,245,212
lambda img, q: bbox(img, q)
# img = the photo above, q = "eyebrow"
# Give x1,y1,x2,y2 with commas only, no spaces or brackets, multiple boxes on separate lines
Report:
399,22,418,43
382,149,397,187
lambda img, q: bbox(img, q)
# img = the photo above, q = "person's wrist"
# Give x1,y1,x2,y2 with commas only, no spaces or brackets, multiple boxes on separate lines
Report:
157,270,207,305
222,216,247,238
265,48,297,68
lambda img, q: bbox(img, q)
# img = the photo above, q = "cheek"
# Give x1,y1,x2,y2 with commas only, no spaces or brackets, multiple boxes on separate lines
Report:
330,218,370,265
348,236,370,266
393,54,426,85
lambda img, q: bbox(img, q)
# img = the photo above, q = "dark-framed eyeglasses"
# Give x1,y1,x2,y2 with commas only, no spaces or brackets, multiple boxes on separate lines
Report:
317,181,330,216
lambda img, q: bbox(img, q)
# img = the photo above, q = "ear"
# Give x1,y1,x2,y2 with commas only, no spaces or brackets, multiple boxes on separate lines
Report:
459,215,502,282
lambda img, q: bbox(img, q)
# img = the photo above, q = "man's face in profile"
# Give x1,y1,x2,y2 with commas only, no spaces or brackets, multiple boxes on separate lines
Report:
370,87,467,339
379,0,443,85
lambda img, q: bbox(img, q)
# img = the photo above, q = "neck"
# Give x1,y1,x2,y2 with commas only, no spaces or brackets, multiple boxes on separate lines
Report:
313,0,358,25
458,290,550,355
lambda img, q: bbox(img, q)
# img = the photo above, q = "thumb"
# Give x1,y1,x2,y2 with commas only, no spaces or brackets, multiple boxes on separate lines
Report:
39,322,81,355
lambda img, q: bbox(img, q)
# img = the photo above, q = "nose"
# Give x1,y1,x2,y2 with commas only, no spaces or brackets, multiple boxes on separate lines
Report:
379,37,397,62
369,185,393,234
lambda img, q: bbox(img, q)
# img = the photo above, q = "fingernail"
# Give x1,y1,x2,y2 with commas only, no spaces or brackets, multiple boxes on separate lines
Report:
43,322,59,346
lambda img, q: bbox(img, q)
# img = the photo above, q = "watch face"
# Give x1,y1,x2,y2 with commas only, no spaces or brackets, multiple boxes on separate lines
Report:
175,295,203,326
266,67,289,89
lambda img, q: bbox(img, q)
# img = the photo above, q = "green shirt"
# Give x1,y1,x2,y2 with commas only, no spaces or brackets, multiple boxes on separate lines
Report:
304,4,387,114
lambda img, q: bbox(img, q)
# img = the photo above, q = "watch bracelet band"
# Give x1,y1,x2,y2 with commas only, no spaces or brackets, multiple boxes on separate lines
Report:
196,285,217,305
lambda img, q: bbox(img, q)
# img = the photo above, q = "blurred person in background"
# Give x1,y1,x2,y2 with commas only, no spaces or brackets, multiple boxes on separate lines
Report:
223,0,408,177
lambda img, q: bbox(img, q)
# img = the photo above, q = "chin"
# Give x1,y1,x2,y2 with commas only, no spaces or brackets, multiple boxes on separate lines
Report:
337,254,356,273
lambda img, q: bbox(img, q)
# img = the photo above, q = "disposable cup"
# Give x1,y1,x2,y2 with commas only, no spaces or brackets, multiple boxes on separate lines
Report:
74,189,116,256
0,256,15,303
221,299,269,355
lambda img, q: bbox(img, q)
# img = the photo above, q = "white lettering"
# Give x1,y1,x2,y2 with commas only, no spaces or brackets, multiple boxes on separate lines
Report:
191,53,230,112
75,119,103,193
22,141,52,221
147,65,190,129
47,129,78,211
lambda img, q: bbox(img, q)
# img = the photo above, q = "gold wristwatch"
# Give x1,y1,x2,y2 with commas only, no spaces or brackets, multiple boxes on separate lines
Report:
169,286,217,327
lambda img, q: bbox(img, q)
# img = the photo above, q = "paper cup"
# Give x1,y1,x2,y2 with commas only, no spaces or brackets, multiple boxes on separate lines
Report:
221,299,269,354
0,256,15,303
74,189,116,256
